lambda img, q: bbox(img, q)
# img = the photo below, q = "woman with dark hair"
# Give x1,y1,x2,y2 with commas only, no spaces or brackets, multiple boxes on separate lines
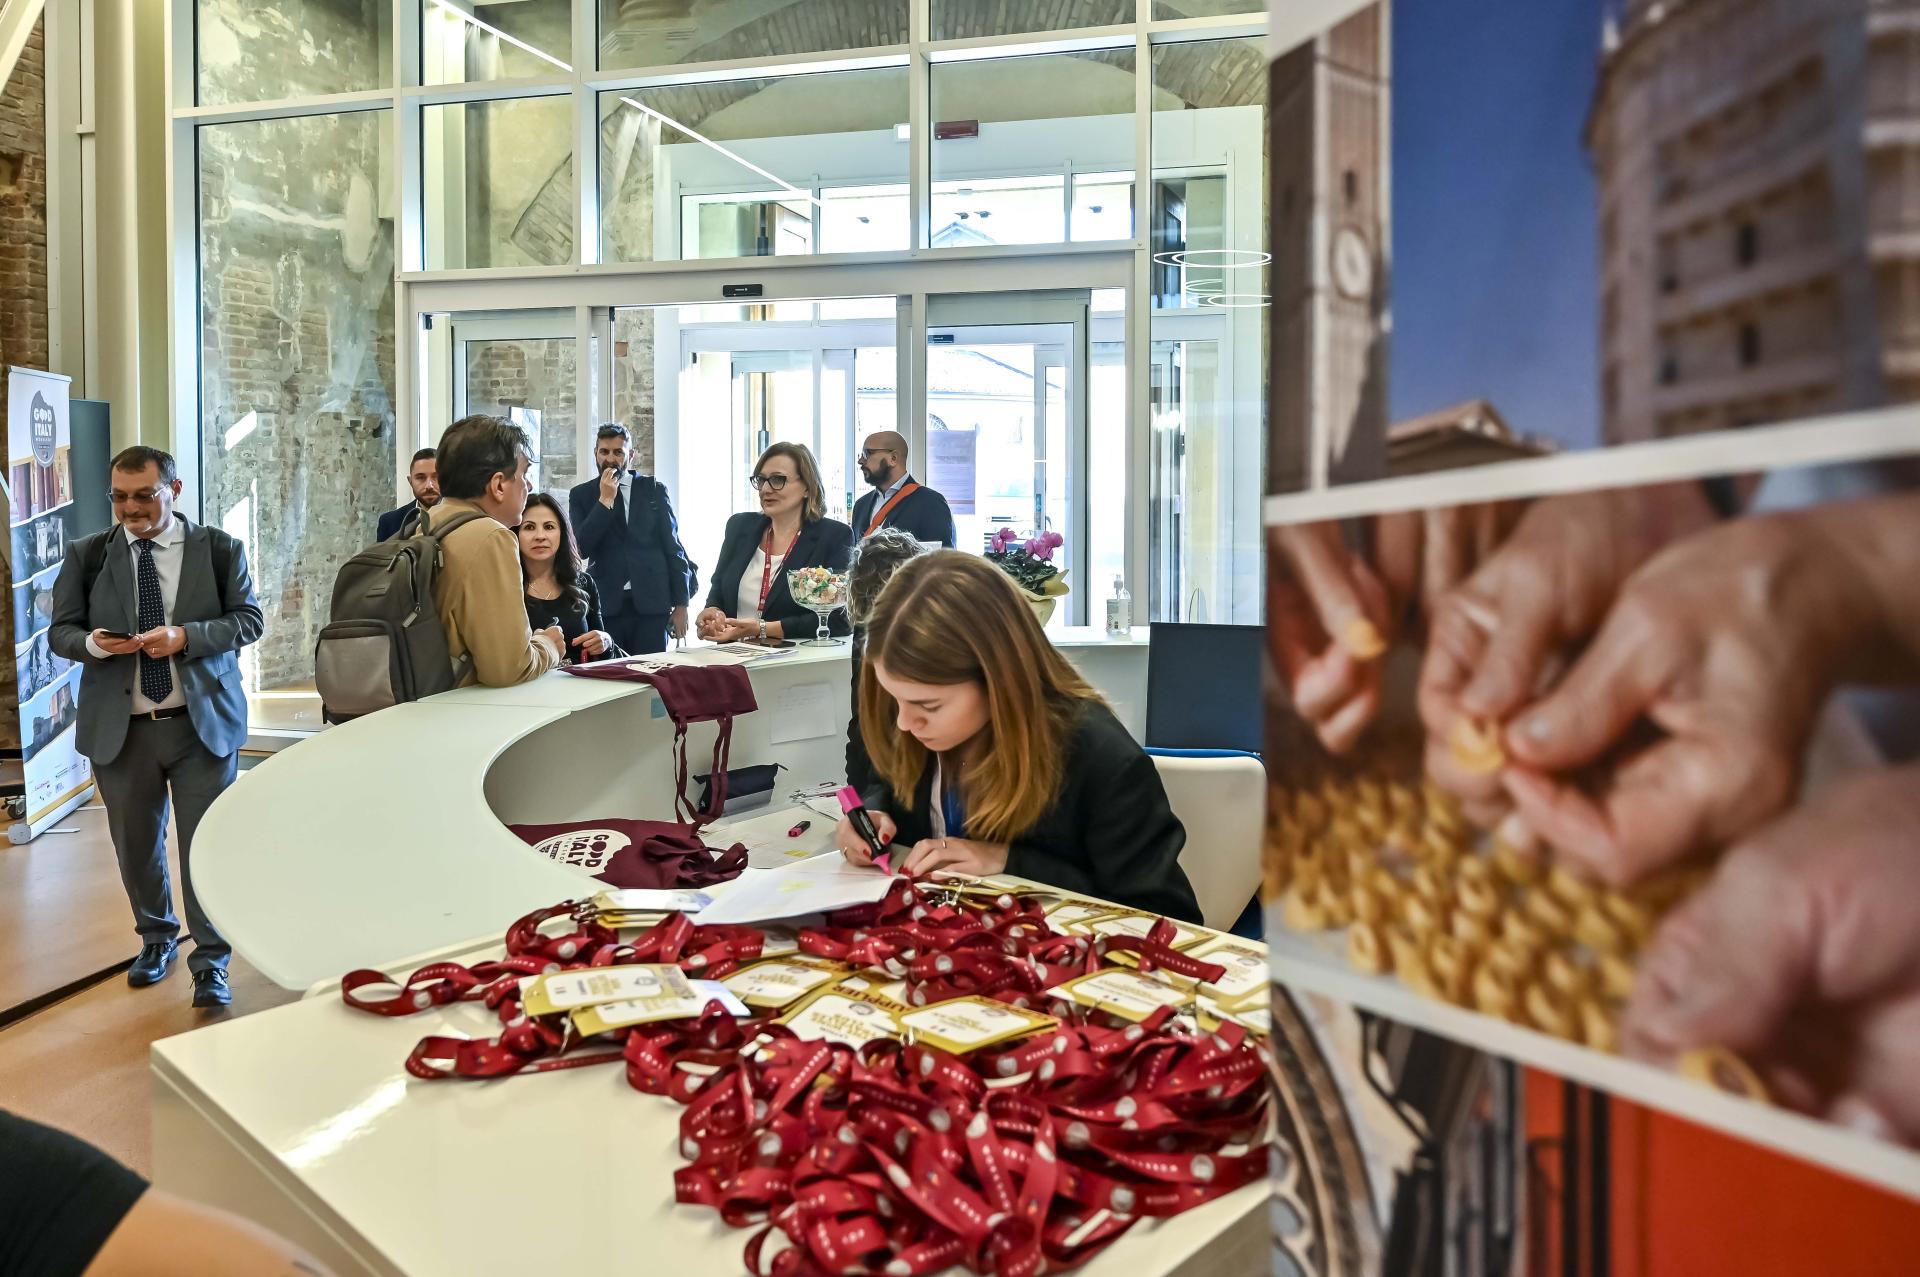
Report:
518,493,622,663
695,442,854,643
833,551,1201,922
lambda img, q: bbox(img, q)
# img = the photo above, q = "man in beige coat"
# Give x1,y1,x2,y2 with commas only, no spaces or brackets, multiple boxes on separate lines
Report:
426,414,562,687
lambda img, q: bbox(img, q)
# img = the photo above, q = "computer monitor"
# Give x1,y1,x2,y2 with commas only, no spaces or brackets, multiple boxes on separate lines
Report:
1144,623,1264,755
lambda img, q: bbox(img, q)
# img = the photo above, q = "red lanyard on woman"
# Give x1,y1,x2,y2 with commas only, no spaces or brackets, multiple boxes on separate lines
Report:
757,524,802,613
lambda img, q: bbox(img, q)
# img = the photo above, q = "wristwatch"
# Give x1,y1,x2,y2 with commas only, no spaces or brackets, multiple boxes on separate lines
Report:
757,620,767,641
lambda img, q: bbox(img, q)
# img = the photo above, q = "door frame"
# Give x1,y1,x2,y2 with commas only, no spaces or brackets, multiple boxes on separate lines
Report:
405,253,1138,602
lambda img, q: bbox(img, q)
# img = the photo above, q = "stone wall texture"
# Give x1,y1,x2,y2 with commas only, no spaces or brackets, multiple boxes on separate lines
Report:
197,0,397,692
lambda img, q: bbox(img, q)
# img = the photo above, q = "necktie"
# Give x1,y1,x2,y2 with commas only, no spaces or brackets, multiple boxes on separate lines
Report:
133,538,172,703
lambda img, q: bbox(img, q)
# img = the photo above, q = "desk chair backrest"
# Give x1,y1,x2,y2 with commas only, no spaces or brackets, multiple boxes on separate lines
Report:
1150,750,1265,932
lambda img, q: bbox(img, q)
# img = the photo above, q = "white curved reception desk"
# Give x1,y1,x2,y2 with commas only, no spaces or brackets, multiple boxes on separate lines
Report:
157,627,1269,1277
193,628,1156,993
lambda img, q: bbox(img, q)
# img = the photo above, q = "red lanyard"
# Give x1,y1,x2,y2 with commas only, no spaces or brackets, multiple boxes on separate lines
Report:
757,525,802,613
864,481,921,536
340,882,1269,1276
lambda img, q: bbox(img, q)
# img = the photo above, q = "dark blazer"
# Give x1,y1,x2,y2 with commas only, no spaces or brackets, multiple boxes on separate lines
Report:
524,573,625,657
569,472,698,618
851,476,956,548
48,520,265,767
377,502,423,542
882,698,1202,924
845,637,882,805
705,512,855,637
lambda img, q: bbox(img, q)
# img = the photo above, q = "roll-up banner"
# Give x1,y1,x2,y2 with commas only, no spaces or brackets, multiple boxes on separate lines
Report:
6,367,93,843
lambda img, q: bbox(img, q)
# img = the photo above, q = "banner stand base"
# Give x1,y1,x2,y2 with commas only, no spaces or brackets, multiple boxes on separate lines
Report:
8,782,95,844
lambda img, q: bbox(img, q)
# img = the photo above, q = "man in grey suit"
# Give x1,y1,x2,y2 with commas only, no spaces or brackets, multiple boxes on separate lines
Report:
50,446,264,1009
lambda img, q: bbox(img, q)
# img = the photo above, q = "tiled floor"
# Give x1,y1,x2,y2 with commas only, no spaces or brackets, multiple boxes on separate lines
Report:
0,804,299,1175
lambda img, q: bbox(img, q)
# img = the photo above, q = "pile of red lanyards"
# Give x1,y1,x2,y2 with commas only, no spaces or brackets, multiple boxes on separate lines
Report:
340,879,1273,1277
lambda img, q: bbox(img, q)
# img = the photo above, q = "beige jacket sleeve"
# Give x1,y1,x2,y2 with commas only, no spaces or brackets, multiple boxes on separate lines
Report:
436,512,559,687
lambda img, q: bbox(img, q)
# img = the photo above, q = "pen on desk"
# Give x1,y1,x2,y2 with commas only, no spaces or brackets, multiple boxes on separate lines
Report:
787,819,810,838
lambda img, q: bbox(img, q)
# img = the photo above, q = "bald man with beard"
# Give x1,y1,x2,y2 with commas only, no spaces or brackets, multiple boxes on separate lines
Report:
850,431,956,548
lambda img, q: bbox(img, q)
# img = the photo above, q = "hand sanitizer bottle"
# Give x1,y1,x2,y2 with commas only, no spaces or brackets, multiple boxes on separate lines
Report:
1106,575,1132,637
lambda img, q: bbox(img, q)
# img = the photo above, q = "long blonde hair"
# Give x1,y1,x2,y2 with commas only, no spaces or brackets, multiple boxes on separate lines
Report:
859,552,1101,841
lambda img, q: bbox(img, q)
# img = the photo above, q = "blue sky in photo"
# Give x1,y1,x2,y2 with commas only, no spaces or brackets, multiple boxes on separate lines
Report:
1389,2,1607,450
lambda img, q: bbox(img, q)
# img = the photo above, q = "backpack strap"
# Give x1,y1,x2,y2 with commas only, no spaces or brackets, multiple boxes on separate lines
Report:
419,509,491,544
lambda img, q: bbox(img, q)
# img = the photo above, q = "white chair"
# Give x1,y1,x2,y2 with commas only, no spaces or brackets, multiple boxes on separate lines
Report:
1150,752,1266,932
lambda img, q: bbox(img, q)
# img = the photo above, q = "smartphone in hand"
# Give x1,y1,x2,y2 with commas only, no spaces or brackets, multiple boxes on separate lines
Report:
97,630,133,641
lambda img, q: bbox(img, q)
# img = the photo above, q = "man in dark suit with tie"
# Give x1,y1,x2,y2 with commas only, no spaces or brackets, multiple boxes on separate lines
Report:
568,423,697,655
376,448,440,541
49,446,264,1009
850,431,956,547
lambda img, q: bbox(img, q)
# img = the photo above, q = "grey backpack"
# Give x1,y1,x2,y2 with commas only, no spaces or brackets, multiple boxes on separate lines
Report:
314,509,489,722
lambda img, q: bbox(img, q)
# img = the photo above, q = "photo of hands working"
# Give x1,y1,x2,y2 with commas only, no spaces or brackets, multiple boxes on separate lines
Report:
1266,451,1920,1153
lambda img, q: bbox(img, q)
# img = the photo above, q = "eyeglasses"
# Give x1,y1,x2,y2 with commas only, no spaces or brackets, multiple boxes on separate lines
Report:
748,474,791,491
108,489,164,504
859,448,896,459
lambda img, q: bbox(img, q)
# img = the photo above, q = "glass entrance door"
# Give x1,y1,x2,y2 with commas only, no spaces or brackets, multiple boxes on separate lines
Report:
439,310,583,497
924,293,1091,627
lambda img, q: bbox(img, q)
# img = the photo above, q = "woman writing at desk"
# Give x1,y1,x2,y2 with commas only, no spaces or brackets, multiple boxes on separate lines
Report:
696,443,854,643
834,552,1202,923
519,493,621,663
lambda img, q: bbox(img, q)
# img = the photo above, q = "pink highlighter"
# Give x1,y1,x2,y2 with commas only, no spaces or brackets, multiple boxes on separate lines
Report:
837,786,891,874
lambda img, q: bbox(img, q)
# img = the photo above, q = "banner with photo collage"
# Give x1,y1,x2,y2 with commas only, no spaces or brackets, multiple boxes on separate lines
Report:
7,367,92,841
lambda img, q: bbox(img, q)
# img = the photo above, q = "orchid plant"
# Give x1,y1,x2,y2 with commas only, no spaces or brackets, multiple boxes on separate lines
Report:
985,527,1069,598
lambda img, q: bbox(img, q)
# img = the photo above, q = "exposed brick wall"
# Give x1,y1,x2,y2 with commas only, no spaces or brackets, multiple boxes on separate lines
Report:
0,17,50,427
466,338,580,496
0,16,50,745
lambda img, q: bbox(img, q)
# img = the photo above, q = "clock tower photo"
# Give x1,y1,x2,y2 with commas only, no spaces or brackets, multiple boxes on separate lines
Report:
1268,1,1392,494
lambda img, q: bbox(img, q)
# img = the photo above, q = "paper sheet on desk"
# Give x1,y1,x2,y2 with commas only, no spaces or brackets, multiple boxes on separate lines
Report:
769,682,838,744
710,804,838,870
659,642,792,668
698,852,891,925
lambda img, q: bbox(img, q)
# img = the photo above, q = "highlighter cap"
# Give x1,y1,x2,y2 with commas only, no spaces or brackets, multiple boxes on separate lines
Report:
836,785,864,814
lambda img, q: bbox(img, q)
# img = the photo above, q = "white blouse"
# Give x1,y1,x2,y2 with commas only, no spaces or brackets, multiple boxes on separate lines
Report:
735,544,791,622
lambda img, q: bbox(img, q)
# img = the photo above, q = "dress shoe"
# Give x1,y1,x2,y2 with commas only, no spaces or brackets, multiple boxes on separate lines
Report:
191,968,232,1009
127,939,178,987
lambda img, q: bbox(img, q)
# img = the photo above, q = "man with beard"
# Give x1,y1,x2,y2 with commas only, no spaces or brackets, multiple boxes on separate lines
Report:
850,430,955,548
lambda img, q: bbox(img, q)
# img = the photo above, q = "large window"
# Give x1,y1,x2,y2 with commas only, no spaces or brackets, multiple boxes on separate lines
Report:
196,110,396,724
1148,37,1268,624
930,49,1137,249
176,2,1274,729
599,0,909,71
599,69,911,264
422,0,572,86
425,97,576,269
195,0,391,106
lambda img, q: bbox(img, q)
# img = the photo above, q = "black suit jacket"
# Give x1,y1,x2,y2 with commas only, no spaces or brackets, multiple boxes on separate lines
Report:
881,698,1202,923
570,472,698,617
376,502,422,542
850,477,956,547
705,513,855,637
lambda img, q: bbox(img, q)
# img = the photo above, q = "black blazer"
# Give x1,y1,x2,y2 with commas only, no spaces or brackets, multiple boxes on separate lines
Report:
845,635,883,805
705,512,855,637
524,573,626,658
881,698,1202,924
851,477,956,547
376,502,422,542
569,473,698,617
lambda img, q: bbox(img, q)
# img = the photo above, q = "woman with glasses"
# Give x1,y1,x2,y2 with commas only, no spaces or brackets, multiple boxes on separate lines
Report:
695,442,854,643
